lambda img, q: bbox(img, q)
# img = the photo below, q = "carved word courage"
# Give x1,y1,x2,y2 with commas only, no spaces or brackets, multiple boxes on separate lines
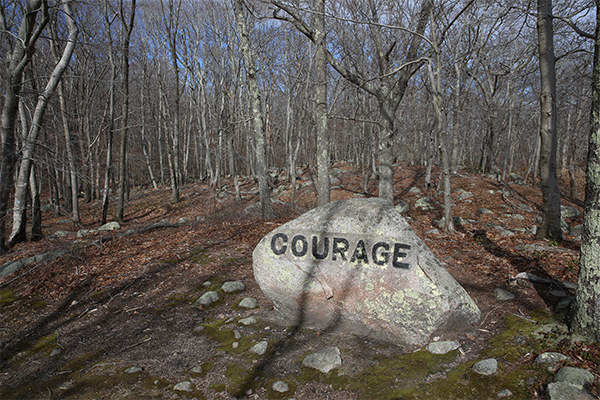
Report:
270,233,411,269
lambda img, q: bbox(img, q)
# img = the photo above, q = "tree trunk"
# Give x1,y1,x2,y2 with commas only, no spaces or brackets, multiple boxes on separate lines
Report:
572,0,600,343
116,0,136,223
9,0,77,247
234,0,274,220
51,19,80,226
101,0,117,225
314,0,330,207
30,165,43,241
535,0,562,240
0,0,48,253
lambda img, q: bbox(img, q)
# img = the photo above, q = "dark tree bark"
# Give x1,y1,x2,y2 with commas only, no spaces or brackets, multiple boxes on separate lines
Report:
535,0,562,240
116,0,137,223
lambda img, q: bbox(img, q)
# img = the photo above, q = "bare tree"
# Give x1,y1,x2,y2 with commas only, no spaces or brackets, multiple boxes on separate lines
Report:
116,0,137,222
8,0,78,246
234,0,274,220
0,0,49,252
535,0,562,240
314,0,330,206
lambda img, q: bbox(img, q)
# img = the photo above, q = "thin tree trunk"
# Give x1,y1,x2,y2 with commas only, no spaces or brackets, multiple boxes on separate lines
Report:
234,0,274,220
535,0,562,240
116,0,136,223
314,0,330,207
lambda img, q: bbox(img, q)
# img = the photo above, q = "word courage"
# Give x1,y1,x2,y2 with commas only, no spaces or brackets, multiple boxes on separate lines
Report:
270,233,411,269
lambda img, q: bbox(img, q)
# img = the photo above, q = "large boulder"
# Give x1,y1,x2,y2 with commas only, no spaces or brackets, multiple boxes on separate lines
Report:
253,198,480,348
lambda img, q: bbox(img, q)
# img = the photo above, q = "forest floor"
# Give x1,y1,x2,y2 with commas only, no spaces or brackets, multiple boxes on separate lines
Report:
0,163,599,400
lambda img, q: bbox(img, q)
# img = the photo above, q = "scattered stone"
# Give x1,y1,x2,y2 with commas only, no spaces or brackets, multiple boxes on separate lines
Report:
272,380,289,393
196,291,219,306
239,317,257,326
555,297,573,311
494,288,516,301
437,216,466,229
178,217,188,224
50,349,62,357
456,190,474,202
196,215,206,222
497,389,513,398
77,229,91,238
409,187,421,194
561,206,580,219
561,219,571,235
330,168,342,176
232,342,239,349
472,358,498,376
125,366,143,374
51,230,70,238
505,214,525,221
150,219,170,229
554,367,595,390
547,382,595,400
395,199,410,214
514,244,573,254
239,297,258,308
221,281,245,293
191,365,203,373
97,221,121,231
253,199,480,348
330,177,341,186
193,325,205,333
233,330,242,339
414,196,434,210
570,225,582,240
479,208,494,215
426,340,460,355
173,381,193,392
202,281,211,288
426,228,440,235
302,347,342,373
534,352,569,365
250,341,268,355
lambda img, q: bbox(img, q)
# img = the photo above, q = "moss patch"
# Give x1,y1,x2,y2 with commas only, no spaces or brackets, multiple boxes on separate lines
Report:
0,289,16,306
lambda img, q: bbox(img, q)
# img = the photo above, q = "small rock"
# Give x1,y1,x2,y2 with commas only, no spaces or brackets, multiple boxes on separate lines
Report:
239,317,257,326
497,389,513,398
561,206,580,219
570,225,583,240
195,291,219,306
125,366,143,374
250,341,268,355
479,208,494,215
97,221,121,231
77,229,92,238
494,288,516,301
549,290,567,298
415,196,432,209
457,191,474,202
426,228,440,235
191,365,203,373
233,330,242,339
178,217,188,224
221,281,245,293
409,187,421,194
395,199,410,214
239,297,258,308
202,281,211,288
193,325,205,333
173,381,193,392
232,342,239,349
554,367,595,389
272,380,289,393
534,352,569,365
51,230,70,238
302,347,342,373
472,358,498,375
426,340,460,355
547,382,593,400
50,348,62,357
